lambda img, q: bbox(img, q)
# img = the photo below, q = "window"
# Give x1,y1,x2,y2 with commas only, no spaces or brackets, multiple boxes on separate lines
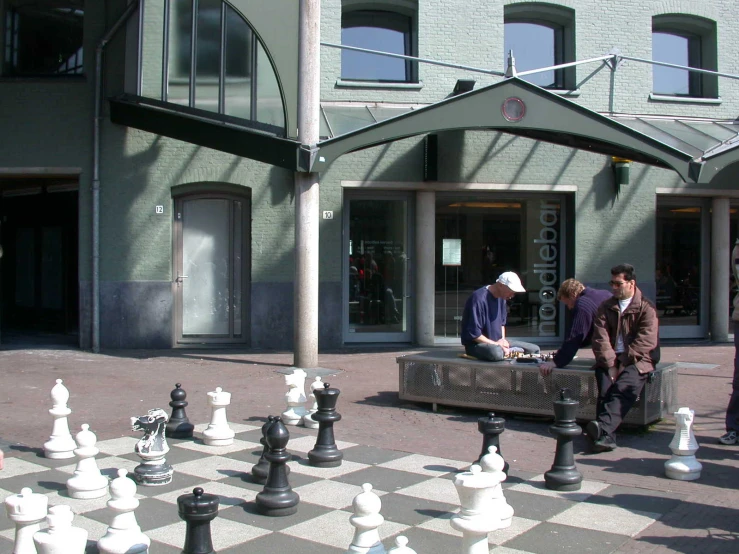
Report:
504,4,575,90
341,5,417,83
158,0,285,132
3,0,84,76
652,15,717,98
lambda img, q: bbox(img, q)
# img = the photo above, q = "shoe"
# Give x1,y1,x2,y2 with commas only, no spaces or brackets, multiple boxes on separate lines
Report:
718,431,738,445
586,420,601,442
592,434,618,453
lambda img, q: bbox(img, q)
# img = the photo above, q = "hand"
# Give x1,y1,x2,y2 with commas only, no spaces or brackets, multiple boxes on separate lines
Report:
539,361,556,376
498,338,510,349
608,366,620,382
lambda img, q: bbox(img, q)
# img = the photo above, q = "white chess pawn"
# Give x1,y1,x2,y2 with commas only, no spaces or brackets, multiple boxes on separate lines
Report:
302,376,323,429
203,387,235,446
665,407,703,481
43,379,76,459
97,469,151,554
451,465,503,554
348,483,386,554
4,487,49,554
33,505,88,554
387,536,417,553
479,446,514,528
282,369,308,426
67,424,109,499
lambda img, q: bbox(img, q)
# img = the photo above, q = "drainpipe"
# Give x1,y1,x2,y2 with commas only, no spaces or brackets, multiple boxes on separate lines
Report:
92,0,140,352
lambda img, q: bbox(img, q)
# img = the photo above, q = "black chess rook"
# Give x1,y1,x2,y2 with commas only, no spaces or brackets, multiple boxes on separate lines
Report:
544,388,583,491
178,487,219,554
476,412,509,474
308,382,343,468
255,417,300,516
167,383,194,439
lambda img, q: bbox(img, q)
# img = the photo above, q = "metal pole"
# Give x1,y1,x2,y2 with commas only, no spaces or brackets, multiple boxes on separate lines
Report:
294,0,320,368
711,197,730,342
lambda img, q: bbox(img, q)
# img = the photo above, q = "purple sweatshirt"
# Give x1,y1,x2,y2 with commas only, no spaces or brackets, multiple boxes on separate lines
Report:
553,287,612,368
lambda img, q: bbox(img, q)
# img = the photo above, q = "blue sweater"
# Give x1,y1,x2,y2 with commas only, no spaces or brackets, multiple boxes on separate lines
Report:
553,287,612,368
461,286,507,346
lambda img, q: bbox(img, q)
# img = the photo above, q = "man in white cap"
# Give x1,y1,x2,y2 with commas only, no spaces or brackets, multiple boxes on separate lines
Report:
461,271,541,361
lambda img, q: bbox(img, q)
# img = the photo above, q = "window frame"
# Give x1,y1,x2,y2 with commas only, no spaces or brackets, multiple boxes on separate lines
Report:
340,5,418,84
504,3,576,91
652,14,718,99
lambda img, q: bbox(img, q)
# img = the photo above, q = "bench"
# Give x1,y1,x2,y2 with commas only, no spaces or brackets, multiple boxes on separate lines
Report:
397,350,678,425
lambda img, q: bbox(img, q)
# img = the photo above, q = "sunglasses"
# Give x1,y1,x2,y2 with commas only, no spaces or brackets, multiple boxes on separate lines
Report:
609,280,631,286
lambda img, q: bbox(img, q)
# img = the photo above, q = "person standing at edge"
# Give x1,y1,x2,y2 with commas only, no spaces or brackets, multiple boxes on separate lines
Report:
587,264,660,452
719,239,739,445
539,279,612,376
461,271,541,362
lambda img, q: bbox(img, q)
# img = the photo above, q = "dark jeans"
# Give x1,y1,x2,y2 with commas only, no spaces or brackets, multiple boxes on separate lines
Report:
725,321,739,432
465,340,541,362
594,364,648,438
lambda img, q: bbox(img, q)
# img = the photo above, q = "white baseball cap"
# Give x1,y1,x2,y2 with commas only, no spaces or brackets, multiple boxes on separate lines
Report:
496,271,526,293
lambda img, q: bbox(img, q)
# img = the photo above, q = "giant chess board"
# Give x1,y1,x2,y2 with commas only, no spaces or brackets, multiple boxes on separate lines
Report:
0,423,684,554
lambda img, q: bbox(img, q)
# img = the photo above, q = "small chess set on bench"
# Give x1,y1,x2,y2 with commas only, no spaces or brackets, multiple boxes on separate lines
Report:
504,350,553,363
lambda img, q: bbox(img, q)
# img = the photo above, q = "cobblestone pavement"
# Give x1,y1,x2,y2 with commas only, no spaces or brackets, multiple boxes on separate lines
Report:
0,341,736,552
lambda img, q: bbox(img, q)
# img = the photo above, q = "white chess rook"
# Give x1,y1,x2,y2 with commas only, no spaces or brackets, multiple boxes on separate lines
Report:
203,387,235,446
665,407,703,481
4,487,49,554
43,379,76,459
33,505,88,554
347,483,386,554
282,369,308,426
67,424,108,499
97,469,151,554
302,376,323,429
451,465,503,554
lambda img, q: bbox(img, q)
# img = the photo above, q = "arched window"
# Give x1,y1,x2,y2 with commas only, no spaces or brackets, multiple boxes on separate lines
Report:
504,3,575,90
341,2,418,83
652,15,717,98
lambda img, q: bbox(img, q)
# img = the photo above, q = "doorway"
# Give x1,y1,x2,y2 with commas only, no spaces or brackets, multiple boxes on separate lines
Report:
173,193,250,345
0,185,79,345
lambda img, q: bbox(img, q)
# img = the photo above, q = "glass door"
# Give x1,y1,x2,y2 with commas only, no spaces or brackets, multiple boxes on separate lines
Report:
344,193,413,343
174,194,249,344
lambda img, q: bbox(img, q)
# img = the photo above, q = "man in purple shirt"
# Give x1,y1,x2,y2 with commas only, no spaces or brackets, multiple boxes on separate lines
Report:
539,278,612,376
461,272,541,361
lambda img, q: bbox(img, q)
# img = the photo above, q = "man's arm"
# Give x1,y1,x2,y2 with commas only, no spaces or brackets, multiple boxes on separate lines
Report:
552,304,592,368
625,302,659,367
591,304,616,369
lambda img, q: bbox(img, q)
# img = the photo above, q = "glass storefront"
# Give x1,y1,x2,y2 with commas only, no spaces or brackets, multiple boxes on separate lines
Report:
434,194,564,342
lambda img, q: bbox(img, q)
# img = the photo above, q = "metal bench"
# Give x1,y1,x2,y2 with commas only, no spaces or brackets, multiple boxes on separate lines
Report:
397,350,678,425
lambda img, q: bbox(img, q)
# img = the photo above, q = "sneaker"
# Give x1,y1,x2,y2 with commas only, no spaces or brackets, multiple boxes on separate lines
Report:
592,434,618,453
585,420,601,442
718,431,738,445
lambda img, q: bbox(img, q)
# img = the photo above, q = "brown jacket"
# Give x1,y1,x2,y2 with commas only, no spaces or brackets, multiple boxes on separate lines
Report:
591,286,660,374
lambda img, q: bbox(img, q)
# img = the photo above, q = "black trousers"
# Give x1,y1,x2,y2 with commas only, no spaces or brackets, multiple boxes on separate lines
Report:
594,364,648,437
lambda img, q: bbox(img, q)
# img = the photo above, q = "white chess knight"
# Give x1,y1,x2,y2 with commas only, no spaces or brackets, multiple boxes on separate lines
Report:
43,379,76,459
451,465,504,554
4,487,49,554
302,375,324,429
665,407,703,481
97,469,151,554
67,424,109,499
203,387,235,446
347,483,386,554
282,369,308,426
33,505,88,554
479,446,514,528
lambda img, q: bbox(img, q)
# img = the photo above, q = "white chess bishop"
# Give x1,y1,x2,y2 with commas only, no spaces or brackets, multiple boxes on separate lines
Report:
97,469,151,554
282,369,308,426
451,464,504,554
203,387,235,446
43,379,76,459
665,407,703,481
33,505,88,554
5,487,49,554
302,375,323,429
479,446,514,528
67,424,109,499
347,483,386,554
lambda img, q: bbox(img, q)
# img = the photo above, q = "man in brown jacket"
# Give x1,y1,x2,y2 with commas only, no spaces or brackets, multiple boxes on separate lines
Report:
586,263,660,452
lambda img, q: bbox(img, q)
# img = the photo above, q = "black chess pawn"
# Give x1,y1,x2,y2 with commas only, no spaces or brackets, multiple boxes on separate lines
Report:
476,412,509,474
255,417,299,516
544,388,583,491
167,383,194,439
308,382,343,468
178,487,219,554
